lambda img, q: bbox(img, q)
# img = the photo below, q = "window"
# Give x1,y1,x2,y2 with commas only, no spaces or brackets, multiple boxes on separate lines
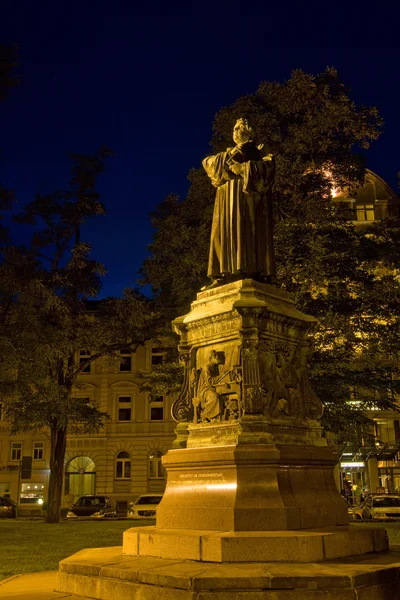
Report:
150,396,164,421
79,350,91,373
356,204,375,221
118,396,132,421
151,347,166,367
33,442,44,460
115,451,131,479
65,456,96,496
119,348,132,372
375,420,395,444
20,483,45,504
149,450,164,479
11,442,22,461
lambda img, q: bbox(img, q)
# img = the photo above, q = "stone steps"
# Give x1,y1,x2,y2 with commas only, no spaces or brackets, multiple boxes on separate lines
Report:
122,524,389,563
57,545,400,599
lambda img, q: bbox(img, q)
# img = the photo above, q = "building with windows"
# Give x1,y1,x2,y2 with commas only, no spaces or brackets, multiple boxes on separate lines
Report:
331,168,399,222
331,170,400,497
0,342,176,514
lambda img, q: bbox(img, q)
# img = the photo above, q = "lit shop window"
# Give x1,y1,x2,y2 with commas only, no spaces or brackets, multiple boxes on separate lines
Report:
20,483,45,505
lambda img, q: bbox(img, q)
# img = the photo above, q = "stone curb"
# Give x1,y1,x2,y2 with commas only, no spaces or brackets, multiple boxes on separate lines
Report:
0,573,22,586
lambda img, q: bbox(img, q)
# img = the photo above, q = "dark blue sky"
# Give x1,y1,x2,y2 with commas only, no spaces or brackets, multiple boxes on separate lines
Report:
2,5,400,297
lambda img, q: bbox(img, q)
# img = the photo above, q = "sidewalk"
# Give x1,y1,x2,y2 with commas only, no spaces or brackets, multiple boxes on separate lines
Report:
0,572,86,599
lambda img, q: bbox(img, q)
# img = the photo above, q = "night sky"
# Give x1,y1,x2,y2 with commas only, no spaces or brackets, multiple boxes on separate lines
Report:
2,5,400,297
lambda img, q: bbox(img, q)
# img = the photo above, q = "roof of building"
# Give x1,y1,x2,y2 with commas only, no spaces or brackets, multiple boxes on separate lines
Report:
333,169,399,204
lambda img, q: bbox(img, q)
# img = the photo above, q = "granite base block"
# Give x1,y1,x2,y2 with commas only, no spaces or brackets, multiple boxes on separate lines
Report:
123,525,388,563
57,546,400,600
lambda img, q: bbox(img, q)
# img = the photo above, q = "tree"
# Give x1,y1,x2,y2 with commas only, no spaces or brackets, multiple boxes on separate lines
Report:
140,68,400,447
0,150,157,522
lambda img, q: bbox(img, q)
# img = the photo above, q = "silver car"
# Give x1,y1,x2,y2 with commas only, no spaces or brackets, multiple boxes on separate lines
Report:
127,494,163,519
362,495,400,520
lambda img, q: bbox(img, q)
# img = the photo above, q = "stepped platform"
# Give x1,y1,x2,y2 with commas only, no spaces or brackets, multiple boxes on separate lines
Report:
57,526,400,599
58,543,400,600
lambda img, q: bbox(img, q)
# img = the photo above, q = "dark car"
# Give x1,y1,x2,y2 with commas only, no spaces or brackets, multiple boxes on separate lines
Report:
66,495,115,518
0,495,17,518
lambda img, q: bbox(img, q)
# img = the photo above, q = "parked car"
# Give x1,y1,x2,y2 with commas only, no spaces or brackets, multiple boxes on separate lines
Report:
0,495,17,518
127,494,163,520
66,495,115,518
361,494,400,520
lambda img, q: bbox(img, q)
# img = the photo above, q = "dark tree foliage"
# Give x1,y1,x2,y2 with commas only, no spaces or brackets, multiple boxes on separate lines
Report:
0,150,158,522
140,68,400,448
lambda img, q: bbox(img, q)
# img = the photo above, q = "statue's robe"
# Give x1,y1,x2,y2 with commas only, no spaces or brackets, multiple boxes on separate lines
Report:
203,142,275,280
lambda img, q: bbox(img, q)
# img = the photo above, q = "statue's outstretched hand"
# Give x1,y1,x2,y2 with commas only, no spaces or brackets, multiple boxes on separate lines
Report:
229,162,243,175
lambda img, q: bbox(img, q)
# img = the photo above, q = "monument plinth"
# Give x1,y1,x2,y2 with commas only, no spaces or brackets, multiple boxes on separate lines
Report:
156,279,347,532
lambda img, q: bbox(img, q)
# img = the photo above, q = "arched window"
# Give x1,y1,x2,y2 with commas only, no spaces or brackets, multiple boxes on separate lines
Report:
149,450,164,479
115,451,131,479
65,456,96,501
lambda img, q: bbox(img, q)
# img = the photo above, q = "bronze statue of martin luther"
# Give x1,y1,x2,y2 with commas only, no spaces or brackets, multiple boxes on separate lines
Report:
202,118,275,288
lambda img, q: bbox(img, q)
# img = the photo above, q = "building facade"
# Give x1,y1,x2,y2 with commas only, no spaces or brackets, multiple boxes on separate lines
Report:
0,343,176,514
333,169,400,497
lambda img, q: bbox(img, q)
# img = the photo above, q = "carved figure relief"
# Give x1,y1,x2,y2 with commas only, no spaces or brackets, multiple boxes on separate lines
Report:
243,385,265,414
259,339,303,419
172,335,323,425
191,349,242,423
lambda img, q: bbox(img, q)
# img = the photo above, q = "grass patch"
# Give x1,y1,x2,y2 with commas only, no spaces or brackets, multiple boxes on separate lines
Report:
0,518,153,581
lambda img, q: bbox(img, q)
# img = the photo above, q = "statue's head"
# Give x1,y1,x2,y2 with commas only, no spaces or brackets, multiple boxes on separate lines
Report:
209,349,219,364
233,118,255,145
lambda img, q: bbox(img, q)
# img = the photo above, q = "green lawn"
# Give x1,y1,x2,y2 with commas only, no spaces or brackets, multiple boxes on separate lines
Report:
1,519,400,582
0,518,153,581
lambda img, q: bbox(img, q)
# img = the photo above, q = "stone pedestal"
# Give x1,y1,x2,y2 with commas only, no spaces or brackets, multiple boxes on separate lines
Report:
57,280,400,598
156,442,347,531
159,279,347,532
